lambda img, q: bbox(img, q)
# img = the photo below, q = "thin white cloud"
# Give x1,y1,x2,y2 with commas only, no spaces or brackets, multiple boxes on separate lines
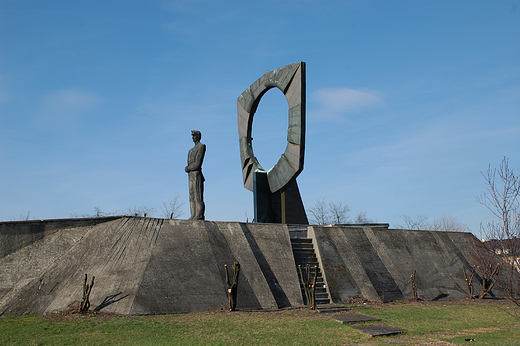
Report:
161,19,197,38
35,89,101,128
310,87,384,121
349,120,520,171
44,89,100,114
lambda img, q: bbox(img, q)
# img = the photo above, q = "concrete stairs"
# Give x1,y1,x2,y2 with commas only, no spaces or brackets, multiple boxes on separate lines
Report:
290,233,330,306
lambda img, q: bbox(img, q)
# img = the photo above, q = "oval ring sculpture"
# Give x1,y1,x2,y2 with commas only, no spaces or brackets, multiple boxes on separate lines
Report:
237,62,306,193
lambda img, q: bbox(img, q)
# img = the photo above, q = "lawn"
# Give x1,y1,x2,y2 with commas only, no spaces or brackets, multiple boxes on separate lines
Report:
1,299,519,345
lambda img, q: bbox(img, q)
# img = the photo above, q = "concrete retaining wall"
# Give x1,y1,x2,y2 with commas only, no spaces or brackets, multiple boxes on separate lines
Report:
0,217,487,316
0,217,302,316
309,226,485,303
0,217,120,259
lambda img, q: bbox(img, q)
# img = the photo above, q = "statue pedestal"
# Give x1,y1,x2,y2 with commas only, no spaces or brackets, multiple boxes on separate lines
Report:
253,171,308,224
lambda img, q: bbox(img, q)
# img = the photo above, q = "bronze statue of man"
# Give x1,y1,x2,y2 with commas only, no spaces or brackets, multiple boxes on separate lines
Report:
185,130,206,220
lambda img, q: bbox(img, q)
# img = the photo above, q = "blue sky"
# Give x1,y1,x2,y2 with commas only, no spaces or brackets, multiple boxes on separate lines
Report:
1,1,519,233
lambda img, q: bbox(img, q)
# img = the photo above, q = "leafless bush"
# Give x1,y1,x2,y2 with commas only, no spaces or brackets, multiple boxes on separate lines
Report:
329,200,350,224
79,273,95,313
308,199,329,225
160,195,185,219
71,207,121,218
10,211,31,221
396,214,469,232
396,215,429,230
355,211,372,223
308,199,350,225
430,215,470,232
126,206,156,217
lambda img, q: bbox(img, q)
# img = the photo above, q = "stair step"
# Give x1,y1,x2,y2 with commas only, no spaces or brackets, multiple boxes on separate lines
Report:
298,271,323,276
296,263,320,267
291,237,331,307
299,283,325,290
316,299,331,305
293,250,316,254
288,229,308,238
316,305,350,313
294,254,318,259
295,260,318,264
291,239,313,243
291,238,312,243
293,247,314,251
294,256,317,260
292,249,314,253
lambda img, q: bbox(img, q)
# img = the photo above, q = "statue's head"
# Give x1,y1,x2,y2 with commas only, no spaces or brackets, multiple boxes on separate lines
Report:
191,130,201,142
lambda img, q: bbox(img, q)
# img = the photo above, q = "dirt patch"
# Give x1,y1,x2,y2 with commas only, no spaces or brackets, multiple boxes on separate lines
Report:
42,307,124,322
347,296,516,309
39,297,518,323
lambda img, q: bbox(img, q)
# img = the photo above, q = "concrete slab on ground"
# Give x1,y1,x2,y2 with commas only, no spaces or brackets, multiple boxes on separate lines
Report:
351,324,407,336
316,304,351,314
331,312,381,324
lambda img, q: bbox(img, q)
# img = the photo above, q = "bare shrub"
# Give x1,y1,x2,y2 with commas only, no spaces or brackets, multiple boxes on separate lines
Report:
160,195,185,219
308,199,350,225
396,215,429,230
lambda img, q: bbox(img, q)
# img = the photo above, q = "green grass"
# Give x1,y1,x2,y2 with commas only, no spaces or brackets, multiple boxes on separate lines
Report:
1,301,519,345
357,300,520,345
0,311,367,346
446,329,520,346
360,303,519,334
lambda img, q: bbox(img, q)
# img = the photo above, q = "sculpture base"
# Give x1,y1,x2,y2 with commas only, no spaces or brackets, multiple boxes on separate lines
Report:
253,171,308,224
0,217,488,316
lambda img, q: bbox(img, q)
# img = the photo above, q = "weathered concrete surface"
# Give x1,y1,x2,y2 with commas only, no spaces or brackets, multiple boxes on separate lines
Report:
351,324,407,337
0,217,302,316
309,226,485,303
0,217,120,259
1,217,488,316
0,222,96,312
130,220,303,314
332,312,381,324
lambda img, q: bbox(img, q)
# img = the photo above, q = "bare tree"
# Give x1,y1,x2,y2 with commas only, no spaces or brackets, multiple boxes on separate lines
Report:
308,199,330,225
470,235,502,299
328,200,350,224
475,157,520,309
397,214,470,232
476,157,520,241
396,215,429,230
94,206,103,217
308,199,350,225
430,215,470,232
126,206,156,217
71,207,121,218
355,211,372,224
160,195,185,219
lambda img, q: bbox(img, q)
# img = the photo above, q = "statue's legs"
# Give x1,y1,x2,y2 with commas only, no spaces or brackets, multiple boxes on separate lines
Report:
189,192,196,220
189,171,205,220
